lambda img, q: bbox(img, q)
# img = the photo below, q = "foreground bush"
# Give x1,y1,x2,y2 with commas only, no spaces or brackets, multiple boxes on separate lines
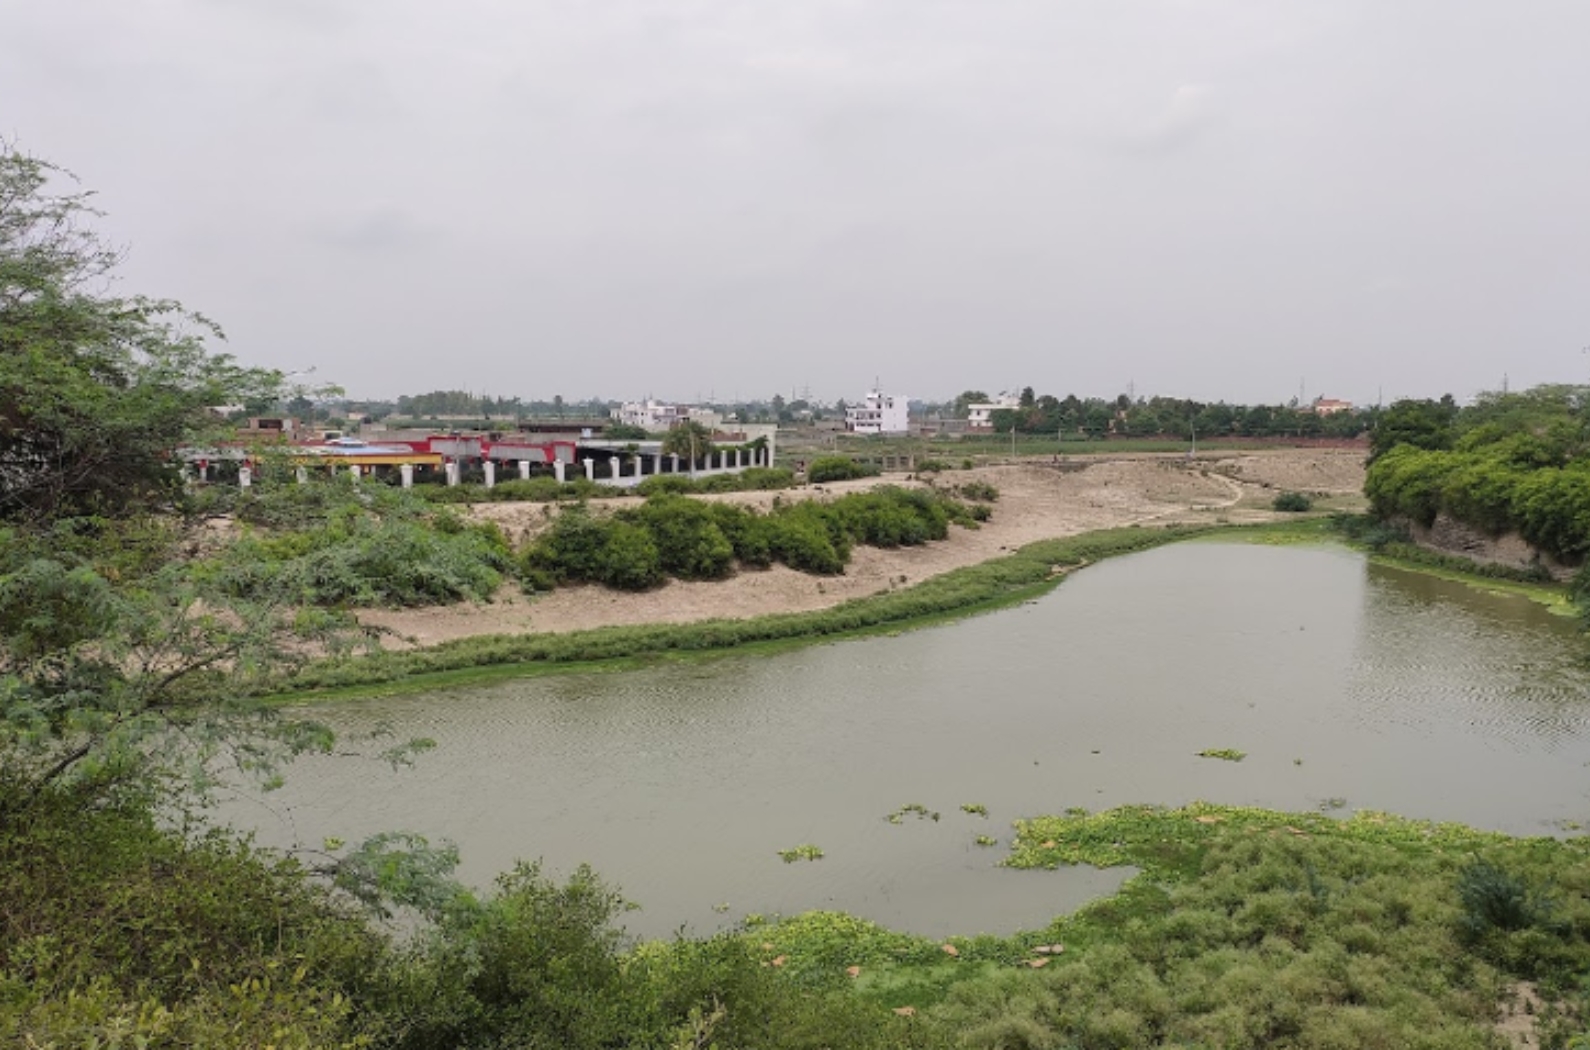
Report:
0,781,390,1048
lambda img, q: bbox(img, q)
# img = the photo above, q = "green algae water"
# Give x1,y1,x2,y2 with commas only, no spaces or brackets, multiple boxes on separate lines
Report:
230,543,1590,938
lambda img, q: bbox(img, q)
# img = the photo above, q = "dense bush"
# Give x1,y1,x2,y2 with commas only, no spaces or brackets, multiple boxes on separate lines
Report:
214,498,513,607
0,782,389,1049
522,487,977,590
1271,491,1313,512
521,506,662,591
766,510,848,574
807,456,880,483
627,496,735,579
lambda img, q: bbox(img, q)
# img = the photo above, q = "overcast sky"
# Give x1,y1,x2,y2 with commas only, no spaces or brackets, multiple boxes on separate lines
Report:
5,1,1588,406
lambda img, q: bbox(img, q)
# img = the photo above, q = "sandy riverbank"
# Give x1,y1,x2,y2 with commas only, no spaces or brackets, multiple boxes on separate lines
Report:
359,448,1367,648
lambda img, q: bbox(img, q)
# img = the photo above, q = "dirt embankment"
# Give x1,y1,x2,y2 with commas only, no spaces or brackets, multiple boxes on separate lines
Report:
359,448,1367,648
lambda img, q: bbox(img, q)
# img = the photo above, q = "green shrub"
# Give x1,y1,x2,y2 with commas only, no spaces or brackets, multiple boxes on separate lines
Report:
595,521,664,590
628,497,735,579
766,514,847,574
807,456,878,483
954,480,1000,502
522,505,619,584
635,474,696,497
1327,513,1410,551
215,512,511,607
635,468,794,497
1271,491,1313,512
1456,858,1554,941
706,502,774,567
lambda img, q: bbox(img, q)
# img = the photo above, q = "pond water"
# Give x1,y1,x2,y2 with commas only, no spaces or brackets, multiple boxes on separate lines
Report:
229,542,1590,939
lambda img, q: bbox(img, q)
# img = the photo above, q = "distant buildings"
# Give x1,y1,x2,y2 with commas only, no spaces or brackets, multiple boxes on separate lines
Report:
612,399,689,430
845,389,909,434
1311,397,1353,415
965,393,1020,431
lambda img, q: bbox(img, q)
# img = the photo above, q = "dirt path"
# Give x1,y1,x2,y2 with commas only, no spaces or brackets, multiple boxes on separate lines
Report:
360,448,1367,648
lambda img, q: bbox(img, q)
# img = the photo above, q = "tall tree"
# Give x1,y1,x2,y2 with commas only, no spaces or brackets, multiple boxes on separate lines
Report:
0,147,280,522
0,146,360,806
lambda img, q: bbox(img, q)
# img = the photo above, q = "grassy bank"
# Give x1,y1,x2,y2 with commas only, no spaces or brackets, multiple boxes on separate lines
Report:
272,513,1585,703
271,524,1215,700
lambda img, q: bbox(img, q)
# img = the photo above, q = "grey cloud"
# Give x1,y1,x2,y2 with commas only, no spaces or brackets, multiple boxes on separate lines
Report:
3,0,1588,404
313,208,439,252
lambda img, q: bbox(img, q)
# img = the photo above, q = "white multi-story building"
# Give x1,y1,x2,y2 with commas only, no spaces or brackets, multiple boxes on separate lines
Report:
845,390,909,434
611,400,689,430
965,393,1021,431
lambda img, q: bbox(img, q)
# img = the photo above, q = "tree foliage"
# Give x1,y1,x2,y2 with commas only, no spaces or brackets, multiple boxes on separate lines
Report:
0,146,282,522
660,419,715,461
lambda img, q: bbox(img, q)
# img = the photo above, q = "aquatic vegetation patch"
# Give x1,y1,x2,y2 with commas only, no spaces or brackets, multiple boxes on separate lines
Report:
1196,747,1246,761
885,803,940,824
777,844,824,863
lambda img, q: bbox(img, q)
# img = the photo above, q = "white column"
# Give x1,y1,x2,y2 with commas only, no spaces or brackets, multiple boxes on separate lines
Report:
296,466,308,484
735,449,743,468
554,460,567,483
610,458,621,481
583,457,595,481
349,464,361,483
446,461,460,486
670,453,680,474
484,460,496,488
400,463,414,489
519,460,531,480
238,466,252,488
652,453,663,476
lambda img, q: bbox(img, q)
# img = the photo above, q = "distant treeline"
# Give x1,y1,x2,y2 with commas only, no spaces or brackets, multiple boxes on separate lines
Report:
956,388,1375,439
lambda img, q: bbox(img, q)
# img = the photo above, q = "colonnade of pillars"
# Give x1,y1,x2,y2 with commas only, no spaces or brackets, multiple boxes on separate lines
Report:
215,447,771,489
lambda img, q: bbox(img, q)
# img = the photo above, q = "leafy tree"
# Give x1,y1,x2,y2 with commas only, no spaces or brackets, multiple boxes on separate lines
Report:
660,420,714,463
0,148,398,813
1370,397,1457,462
953,390,991,418
0,148,282,522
